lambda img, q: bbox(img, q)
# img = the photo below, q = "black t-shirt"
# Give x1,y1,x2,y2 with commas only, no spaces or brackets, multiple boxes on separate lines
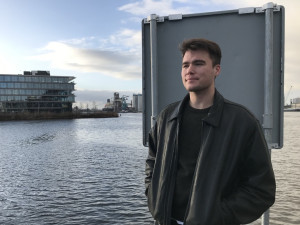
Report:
171,103,210,221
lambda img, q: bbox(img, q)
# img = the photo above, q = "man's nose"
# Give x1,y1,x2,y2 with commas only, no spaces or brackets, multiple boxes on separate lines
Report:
187,65,194,74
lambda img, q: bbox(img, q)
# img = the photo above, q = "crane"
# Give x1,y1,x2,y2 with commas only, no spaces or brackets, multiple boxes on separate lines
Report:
121,95,129,110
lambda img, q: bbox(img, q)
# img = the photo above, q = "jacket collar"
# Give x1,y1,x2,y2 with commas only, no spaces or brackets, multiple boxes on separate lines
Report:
204,89,224,127
169,89,224,127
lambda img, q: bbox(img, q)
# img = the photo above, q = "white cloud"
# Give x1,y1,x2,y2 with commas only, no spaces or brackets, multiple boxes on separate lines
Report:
27,0,300,98
118,0,300,98
0,55,19,74
118,0,192,17
108,29,141,53
118,0,287,18
30,29,142,80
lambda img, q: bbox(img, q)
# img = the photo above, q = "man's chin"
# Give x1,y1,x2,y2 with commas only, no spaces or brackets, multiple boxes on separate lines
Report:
185,87,202,92
185,86,213,94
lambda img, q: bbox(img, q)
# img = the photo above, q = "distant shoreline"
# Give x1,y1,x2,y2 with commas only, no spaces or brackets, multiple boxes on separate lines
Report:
284,108,300,112
0,111,119,121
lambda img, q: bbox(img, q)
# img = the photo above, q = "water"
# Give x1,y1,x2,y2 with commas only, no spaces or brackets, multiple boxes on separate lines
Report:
270,112,300,225
0,113,299,224
0,114,152,224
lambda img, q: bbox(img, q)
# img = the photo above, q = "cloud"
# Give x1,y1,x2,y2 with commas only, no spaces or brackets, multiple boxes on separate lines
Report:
30,29,142,80
117,0,254,17
28,0,300,98
0,55,19,74
118,0,286,18
118,0,300,98
118,0,192,16
108,29,141,53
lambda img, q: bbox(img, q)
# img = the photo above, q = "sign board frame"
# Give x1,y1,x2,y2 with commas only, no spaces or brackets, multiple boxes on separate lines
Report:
142,4,285,149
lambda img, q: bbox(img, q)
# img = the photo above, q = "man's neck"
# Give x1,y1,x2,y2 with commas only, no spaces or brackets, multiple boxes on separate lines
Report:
189,89,215,109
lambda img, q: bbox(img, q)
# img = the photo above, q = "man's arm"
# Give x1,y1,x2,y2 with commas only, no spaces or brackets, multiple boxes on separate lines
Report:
221,122,276,224
145,125,157,196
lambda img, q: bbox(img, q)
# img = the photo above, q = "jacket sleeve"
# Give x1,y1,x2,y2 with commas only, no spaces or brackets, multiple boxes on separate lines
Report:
221,121,276,224
145,123,158,196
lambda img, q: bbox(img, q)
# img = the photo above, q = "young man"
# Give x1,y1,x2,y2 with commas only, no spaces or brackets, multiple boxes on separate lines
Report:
145,38,276,225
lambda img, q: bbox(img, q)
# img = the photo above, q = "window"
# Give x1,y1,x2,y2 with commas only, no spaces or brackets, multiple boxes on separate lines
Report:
5,76,11,82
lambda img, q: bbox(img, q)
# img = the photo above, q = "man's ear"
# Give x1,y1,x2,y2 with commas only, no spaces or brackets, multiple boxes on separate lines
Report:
214,64,221,78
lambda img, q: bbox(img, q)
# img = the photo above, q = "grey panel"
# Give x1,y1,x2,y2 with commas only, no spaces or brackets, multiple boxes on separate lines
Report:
142,7,284,148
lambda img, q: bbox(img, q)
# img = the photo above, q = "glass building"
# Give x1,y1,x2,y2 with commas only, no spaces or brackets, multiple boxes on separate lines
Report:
0,71,75,113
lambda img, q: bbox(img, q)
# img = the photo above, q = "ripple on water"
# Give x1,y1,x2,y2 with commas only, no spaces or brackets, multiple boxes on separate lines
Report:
1,113,299,224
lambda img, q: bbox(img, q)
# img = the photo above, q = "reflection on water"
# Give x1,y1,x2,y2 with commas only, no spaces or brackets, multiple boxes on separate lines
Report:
24,133,56,145
0,113,299,224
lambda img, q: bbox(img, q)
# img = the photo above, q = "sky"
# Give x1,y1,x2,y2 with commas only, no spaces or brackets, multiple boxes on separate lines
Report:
0,0,299,108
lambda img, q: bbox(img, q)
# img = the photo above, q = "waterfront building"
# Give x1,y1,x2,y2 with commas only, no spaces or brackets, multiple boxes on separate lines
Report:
133,93,142,112
291,97,300,109
0,71,75,113
292,97,300,104
103,92,129,112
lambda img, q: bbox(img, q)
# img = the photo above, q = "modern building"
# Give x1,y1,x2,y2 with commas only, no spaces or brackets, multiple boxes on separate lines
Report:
292,97,300,104
132,93,142,112
0,71,75,113
291,97,300,109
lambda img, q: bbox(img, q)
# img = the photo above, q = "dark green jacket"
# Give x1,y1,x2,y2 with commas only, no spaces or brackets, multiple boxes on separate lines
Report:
145,90,276,225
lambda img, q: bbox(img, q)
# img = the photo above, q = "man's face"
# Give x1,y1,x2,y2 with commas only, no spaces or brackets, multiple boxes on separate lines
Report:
181,49,220,93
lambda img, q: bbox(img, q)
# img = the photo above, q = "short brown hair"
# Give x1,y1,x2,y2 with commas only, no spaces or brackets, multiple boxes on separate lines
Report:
179,38,222,66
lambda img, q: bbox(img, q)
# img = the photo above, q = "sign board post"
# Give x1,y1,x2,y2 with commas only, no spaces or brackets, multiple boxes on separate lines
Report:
262,3,276,224
148,14,159,128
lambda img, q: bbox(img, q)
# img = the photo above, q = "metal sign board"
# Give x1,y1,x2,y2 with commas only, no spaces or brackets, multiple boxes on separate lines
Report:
142,4,284,148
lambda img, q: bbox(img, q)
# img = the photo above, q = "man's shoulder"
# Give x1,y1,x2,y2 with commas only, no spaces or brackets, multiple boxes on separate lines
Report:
222,98,259,123
157,101,182,120
215,90,256,119
163,101,181,112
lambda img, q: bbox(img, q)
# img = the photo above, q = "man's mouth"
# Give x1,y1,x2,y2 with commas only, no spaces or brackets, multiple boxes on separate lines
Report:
186,77,198,81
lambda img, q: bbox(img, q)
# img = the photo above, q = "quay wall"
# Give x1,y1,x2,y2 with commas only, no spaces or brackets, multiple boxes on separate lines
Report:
0,111,118,121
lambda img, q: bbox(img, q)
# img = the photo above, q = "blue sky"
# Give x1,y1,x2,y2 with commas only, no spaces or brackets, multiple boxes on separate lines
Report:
0,0,299,108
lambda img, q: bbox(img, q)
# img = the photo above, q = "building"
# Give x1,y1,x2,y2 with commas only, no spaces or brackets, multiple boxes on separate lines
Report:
0,71,75,113
132,93,142,112
292,97,300,104
103,92,129,112
291,97,300,109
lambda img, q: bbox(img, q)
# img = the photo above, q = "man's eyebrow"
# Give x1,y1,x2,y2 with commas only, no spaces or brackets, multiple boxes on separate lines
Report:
192,59,206,64
182,59,206,65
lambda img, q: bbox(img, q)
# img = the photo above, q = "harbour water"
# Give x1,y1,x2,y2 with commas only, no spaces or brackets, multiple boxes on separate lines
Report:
0,113,299,224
